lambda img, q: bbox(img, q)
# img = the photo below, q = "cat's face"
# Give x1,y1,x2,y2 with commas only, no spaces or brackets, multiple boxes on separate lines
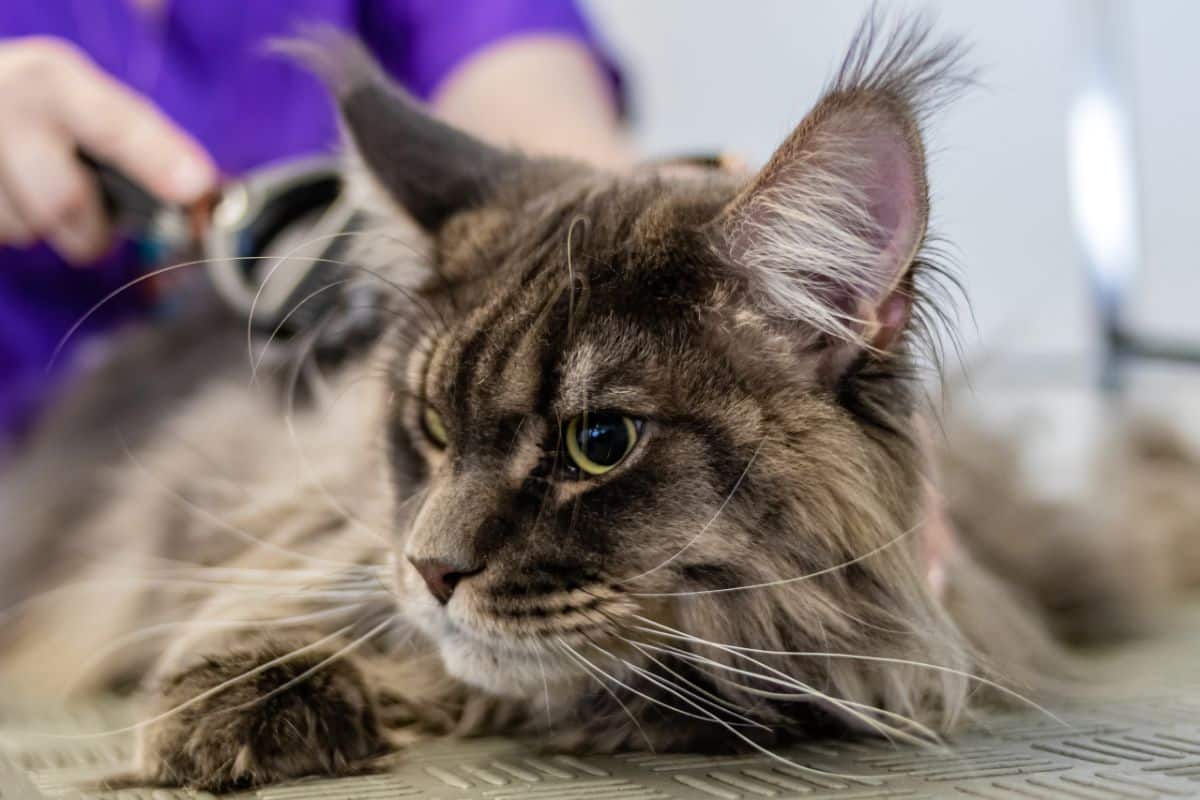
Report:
374,173,934,698
381,173,857,694
313,29,966,713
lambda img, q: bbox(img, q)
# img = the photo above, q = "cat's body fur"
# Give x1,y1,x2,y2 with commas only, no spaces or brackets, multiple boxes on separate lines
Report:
1,16,1197,792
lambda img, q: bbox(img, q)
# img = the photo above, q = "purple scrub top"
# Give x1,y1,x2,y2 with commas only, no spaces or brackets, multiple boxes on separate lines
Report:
0,0,617,449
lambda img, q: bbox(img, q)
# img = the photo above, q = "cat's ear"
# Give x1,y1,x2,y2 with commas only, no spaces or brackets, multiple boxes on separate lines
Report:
713,17,967,362
281,31,523,231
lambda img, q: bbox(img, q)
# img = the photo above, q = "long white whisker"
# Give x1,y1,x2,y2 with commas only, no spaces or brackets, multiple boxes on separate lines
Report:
571,606,770,728
117,432,363,569
282,325,391,548
619,437,765,584
64,605,364,696
634,637,939,747
245,224,414,384
266,589,392,602
554,640,654,751
695,677,943,745
564,214,586,343
594,644,770,731
127,564,383,583
0,576,380,632
47,250,390,374
250,278,350,376
628,616,942,744
633,616,1063,725
631,518,924,597
625,639,771,723
559,639,737,728
216,616,396,715
572,643,880,780
34,625,356,740
625,638,942,747
534,647,555,733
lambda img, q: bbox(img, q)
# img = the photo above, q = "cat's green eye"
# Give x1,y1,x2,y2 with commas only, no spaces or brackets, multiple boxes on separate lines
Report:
564,412,640,476
422,407,448,447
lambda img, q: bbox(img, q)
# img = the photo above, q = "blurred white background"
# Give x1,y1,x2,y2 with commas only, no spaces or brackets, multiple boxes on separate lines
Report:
582,0,1200,372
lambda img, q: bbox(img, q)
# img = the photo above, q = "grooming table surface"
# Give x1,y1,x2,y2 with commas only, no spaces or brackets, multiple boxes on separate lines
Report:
2,604,1199,800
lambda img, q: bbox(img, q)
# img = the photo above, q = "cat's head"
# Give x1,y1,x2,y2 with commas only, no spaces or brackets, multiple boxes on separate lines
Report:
309,18,972,736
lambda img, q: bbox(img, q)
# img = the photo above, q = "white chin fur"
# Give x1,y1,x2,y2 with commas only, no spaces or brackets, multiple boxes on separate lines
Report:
407,602,580,697
436,635,550,697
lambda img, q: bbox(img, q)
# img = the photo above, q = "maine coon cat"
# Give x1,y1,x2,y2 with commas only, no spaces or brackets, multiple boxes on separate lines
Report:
2,15,1197,792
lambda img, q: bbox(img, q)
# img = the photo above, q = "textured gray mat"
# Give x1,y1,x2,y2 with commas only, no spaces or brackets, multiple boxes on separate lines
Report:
2,605,1198,799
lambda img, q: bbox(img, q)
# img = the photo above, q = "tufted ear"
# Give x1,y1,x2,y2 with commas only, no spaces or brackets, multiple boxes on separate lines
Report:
283,30,524,232
714,16,967,366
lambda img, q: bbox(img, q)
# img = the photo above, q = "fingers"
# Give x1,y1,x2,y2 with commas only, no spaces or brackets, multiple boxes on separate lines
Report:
0,37,218,262
0,127,110,265
0,187,35,248
49,45,217,204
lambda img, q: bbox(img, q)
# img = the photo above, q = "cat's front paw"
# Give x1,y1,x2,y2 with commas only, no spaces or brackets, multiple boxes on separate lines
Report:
140,640,387,791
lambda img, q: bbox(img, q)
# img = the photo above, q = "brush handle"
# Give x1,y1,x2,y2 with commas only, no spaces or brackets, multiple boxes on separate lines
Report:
77,150,164,234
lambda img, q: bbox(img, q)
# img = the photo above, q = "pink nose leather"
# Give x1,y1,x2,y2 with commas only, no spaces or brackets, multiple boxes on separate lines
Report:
408,557,481,604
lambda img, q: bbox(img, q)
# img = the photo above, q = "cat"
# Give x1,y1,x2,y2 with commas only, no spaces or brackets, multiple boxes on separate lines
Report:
1,14,1197,792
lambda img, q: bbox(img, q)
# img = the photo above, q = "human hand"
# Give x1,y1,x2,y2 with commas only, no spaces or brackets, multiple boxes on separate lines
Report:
0,37,216,264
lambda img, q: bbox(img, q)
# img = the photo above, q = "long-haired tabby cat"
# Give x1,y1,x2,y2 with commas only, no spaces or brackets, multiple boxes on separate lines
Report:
2,14,1197,792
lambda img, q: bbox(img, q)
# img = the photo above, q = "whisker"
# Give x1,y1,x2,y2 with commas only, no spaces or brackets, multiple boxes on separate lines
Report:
624,615,942,744
246,228,374,384
569,642,879,780
534,647,555,734
245,225,447,384
214,615,396,716
46,247,402,374
623,640,773,726
124,563,383,583
692,677,943,746
553,639,654,751
47,258,220,373
574,606,769,728
561,638,724,726
117,431,363,569
630,517,924,597
152,429,252,504
281,325,391,548
250,278,350,376
33,624,357,740
599,647,771,732
619,437,766,584
633,637,939,747
564,215,588,344
633,615,1063,725
64,605,365,696
0,575,381,632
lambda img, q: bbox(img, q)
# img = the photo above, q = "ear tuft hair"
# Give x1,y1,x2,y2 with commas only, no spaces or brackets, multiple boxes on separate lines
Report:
715,10,973,358
273,27,523,232
269,25,383,97
831,9,974,127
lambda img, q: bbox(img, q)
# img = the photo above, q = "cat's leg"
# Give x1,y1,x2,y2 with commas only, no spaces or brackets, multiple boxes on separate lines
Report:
137,633,389,791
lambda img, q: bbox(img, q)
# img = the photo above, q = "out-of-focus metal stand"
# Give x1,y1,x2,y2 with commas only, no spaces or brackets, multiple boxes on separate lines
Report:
1070,0,1200,391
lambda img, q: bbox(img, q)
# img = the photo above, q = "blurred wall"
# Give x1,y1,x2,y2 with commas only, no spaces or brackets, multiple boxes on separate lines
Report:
581,1,1200,370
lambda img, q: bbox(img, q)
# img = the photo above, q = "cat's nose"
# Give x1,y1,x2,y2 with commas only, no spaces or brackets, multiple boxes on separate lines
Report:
408,556,482,605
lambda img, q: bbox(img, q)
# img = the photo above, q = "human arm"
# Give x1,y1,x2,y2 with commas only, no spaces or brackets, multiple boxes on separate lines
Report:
431,34,633,168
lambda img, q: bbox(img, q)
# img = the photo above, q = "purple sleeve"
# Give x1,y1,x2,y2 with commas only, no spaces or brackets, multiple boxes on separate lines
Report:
358,0,622,108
